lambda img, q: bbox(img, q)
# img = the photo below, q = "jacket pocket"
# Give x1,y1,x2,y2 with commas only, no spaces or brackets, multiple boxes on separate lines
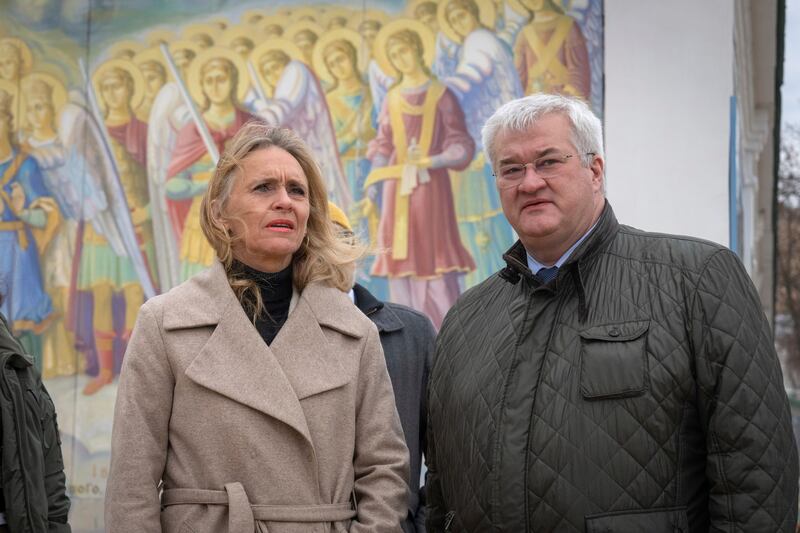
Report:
584,506,689,532
579,320,649,400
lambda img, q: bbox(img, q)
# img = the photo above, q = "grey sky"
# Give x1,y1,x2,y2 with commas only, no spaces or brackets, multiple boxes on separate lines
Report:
783,0,800,127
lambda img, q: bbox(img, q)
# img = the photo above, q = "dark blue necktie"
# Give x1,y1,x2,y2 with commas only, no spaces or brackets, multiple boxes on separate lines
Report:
536,266,559,284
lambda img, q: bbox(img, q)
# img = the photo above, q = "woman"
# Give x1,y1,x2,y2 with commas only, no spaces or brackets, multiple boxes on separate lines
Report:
366,21,475,329
105,122,410,532
0,292,71,532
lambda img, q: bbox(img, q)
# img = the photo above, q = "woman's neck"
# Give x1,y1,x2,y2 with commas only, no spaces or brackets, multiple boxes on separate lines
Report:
33,125,57,141
204,102,235,129
339,76,363,92
399,71,429,89
106,108,131,126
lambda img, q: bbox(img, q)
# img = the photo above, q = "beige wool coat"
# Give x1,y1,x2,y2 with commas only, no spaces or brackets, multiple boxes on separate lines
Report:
105,261,410,533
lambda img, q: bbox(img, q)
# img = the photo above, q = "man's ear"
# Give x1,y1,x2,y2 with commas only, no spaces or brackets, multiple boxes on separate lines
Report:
590,154,605,191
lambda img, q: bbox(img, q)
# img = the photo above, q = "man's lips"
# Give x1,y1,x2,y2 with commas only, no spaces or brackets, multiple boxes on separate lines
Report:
265,219,295,232
521,199,553,210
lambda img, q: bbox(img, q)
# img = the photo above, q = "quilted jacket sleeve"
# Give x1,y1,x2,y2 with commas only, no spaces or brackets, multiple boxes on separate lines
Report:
691,248,799,531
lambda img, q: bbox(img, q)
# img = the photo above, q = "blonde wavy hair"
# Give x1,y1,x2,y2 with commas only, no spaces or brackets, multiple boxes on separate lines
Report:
200,121,364,321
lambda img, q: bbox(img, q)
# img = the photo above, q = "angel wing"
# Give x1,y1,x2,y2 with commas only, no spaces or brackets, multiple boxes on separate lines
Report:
441,28,523,151
253,60,353,211
569,0,604,115
57,90,157,298
146,82,191,291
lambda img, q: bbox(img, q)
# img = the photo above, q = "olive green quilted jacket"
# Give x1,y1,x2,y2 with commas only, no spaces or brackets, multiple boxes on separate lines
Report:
427,203,798,532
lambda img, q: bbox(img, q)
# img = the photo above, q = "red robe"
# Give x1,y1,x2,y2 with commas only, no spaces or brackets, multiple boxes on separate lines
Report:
368,85,476,278
166,108,255,239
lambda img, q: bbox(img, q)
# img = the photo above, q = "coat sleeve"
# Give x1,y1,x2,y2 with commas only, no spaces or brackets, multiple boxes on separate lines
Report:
105,302,174,532
691,249,799,531
38,382,71,532
424,323,451,533
351,325,410,533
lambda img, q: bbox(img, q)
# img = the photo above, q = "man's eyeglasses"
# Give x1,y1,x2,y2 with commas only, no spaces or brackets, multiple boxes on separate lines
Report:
493,152,596,188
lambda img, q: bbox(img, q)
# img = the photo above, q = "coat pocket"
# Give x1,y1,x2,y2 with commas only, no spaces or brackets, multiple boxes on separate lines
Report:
579,320,649,400
584,506,689,532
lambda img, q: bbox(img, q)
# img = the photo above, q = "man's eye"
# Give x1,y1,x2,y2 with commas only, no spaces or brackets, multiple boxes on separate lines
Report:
502,165,524,178
537,158,560,168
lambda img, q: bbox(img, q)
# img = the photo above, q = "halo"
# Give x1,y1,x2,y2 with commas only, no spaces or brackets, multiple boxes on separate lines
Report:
373,19,435,77
406,0,439,18
19,72,68,130
257,16,286,38
437,0,497,44
0,38,33,77
218,25,258,55
186,46,250,105
288,7,320,23
107,39,145,61
182,23,222,48
507,0,574,16
321,6,355,29
207,17,229,31
250,38,304,93
169,39,200,60
312,28,367,87
349,9,390,31
284,20,325,44
242,9,267,26
91,58,146,112
134,47,174,83
144,28,175,47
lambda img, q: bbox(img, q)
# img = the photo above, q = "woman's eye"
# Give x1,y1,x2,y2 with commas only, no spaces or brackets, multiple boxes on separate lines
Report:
289,186,306,196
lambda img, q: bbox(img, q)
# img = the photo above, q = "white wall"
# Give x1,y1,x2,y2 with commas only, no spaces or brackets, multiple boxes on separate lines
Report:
604,0,735,247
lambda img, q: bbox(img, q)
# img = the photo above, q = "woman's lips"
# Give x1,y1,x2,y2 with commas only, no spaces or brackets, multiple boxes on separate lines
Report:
265,219,294,232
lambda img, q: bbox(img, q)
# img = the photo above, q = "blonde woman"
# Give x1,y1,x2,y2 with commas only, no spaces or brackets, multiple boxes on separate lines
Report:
106,122,409,533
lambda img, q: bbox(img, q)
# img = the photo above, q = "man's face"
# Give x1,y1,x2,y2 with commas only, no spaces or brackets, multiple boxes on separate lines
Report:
100,72,132,112
494,113,604,255
201,63,233,105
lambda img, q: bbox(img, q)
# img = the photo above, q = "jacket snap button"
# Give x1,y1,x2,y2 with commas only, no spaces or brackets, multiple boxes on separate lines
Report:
608,327,621,337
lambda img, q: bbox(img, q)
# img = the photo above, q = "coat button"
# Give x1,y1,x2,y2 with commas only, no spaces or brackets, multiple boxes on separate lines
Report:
608,327,621,337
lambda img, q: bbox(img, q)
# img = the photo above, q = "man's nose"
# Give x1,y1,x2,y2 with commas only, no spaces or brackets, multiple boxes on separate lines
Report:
517,164,548,192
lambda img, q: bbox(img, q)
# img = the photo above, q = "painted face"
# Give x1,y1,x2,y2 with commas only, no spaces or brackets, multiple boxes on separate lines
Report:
231,38,254,58
325,46,355,82
415,5,438,31
293,31,317,61
494,113,604,256
447,6,478,39
25,95,54,131
225,146,311,272
141,63,166,98
263,24,283,39
359,22,380,49
201,62,233,106
191,33,214,49
0,45,21,81
387,39,420,76
99,72,132,113
259,57,286,89
173,48,195,76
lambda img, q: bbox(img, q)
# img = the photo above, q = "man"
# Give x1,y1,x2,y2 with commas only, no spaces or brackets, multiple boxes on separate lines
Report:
330,203,433,533
426,94,799,532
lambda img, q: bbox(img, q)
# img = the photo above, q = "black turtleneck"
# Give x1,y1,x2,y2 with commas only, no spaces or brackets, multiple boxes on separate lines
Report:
234,261,293,346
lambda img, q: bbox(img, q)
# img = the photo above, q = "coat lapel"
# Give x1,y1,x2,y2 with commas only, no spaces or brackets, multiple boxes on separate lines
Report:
177,262,313,444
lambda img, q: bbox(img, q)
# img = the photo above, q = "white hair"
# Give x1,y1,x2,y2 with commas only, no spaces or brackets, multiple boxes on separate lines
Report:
481,94,604,168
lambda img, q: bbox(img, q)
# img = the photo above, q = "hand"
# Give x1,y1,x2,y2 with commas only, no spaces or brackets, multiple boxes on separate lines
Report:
407,143,432,169
10,183,25,213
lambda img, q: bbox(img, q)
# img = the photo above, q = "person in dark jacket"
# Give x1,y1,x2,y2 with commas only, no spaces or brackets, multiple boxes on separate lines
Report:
426,94,799,532
330,202,434,533
0,293,70,532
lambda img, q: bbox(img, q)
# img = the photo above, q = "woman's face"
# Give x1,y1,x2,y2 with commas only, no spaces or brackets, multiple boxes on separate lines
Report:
260,56,287,89
201,61,234,106
141,63,166,98
325,45,355,82
225,146,311,272
0,45,21,81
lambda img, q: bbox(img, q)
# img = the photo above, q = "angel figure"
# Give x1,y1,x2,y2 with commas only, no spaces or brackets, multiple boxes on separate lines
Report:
284,20,324,66
0,83,57,365
155,47,254,284
249,38,352,212
513,0,591,99
80,58,157,394
434,0,521,288
133,47,168,122
365,20,476,329
0,38,33,83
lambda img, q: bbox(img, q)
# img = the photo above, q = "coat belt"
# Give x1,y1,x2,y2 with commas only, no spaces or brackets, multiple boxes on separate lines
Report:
161,483,357,533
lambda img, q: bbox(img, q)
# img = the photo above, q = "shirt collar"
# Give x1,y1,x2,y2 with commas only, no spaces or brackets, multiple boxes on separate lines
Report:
526,219,600,274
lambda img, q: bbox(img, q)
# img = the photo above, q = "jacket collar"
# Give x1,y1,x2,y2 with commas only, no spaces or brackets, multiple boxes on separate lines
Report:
501,200,619,284
162,260,362,446
352,283,404,333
